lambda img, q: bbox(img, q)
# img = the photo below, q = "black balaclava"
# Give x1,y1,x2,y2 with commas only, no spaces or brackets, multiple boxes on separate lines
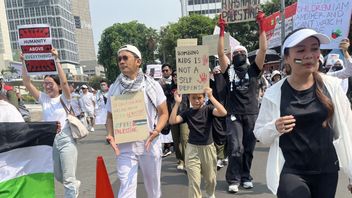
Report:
232,53,249,78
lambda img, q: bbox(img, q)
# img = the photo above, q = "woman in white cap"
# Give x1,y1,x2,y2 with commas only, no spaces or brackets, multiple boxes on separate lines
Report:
254,28,352,197
21,48,80,198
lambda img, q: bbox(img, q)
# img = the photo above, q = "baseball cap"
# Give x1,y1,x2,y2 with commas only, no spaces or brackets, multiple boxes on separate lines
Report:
281,28,330,57
118,44,142,59
233,45,248,56
81,84,88,89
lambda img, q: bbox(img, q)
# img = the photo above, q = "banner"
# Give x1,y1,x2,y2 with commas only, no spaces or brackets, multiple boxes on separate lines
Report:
263,3,297,49
111,91,149,144
221,0,260,23
294,0,352,49
18,24,57,75
146,64,162,79
176,45,209,94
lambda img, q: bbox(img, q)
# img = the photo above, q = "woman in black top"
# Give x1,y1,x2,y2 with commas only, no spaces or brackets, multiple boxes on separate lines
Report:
254,28,352,198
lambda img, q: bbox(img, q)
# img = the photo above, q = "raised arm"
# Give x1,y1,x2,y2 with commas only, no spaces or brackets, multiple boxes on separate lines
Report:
205,87,227,117
254,11,267,71
217,15,229,73
53,48,70,100
169,91,184,125
21,54,40,100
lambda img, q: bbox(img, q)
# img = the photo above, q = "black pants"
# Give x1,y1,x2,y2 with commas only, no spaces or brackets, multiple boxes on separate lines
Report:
277,172,338,198
225,114,257,185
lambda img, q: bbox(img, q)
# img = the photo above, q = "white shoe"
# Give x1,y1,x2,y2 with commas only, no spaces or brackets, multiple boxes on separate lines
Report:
228,184,239,193
217,159,224,169
242,181,254,189
177,163,184,170
90,127,94,132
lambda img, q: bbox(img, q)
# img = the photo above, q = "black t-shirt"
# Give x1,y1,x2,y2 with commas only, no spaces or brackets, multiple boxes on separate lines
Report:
279,80,339,174
180,105,214,145
224,62,261,115
210,74,227,144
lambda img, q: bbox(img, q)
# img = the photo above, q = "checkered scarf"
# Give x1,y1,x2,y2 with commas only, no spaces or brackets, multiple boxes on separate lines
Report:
111,70,158,109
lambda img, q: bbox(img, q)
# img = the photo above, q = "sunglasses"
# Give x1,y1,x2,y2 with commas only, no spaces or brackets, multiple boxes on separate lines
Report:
118,55,129,62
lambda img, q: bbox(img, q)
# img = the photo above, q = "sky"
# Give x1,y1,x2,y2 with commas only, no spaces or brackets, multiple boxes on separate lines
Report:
88,0,182,54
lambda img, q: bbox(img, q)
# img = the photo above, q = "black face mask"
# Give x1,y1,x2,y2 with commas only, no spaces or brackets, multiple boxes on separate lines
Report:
233,54,247,67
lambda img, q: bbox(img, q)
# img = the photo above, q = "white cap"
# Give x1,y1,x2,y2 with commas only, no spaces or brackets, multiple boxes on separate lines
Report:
271,70,281,80
118,44,142,59
81,84,88,89
281,29,330,57
333,58,344,66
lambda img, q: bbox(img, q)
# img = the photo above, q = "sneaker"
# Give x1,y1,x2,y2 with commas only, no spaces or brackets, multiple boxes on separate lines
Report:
177,161,185,170
222,157,228,165
162,149,171,158
228,184,239,193
217,159,224,170
242,181,254,189
90,127,94,132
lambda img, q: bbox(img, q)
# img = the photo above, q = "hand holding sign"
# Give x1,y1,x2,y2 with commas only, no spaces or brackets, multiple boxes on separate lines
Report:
256,10,265,33
339,38,350,52
51,48,59,60
218,15,226,37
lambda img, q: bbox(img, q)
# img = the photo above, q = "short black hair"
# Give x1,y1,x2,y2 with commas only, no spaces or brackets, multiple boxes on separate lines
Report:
161,63,172,70
100,79,108,84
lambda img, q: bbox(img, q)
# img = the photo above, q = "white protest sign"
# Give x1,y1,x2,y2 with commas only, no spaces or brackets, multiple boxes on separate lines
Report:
111,91,149,144
18,24,57,75
146,64,162,79
294,0,352,49
202,34,231,55
213,26,240,54
176,45,209,94
221,0,260,23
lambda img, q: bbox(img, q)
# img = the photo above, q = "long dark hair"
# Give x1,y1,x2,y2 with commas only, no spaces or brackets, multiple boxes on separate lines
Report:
283,28,334,127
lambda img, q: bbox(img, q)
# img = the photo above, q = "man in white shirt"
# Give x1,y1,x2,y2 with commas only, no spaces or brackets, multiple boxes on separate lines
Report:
80,84,96,132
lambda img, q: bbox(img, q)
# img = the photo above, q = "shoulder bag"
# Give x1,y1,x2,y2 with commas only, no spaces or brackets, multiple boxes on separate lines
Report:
60,97,89,139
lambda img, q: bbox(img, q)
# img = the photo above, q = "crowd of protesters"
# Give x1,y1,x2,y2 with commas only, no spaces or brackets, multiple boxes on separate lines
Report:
2,11,352,198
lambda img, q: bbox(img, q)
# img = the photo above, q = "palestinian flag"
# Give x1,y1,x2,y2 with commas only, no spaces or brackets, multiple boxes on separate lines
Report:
0,122,57,198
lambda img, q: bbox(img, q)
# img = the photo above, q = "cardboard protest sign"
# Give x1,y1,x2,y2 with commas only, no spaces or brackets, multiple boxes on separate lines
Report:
146,64,162,79
294,0,352,49
18,24,57,75
202,33,230,55
177,38,198,47
111,91,149,144
176,45,209,94
263,3,297,49
325,53,340,68
221,0,260,23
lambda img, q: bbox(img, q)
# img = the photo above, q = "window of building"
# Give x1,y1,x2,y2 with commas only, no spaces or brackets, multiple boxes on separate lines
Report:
19,9,24,18
24,9,29,17
14,10,18,18
30,7,35,16
35,7,40,16
74,16,81,29
7,10,13,19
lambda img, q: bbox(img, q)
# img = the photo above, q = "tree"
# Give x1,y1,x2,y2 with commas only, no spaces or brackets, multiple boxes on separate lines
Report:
88,75,104,90
158,15,214,66
97,21,158,82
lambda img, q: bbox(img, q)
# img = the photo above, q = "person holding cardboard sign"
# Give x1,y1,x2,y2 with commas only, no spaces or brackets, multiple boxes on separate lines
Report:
21,48,80,198
217,11,267,193
169,87,227,198
105,44,168,198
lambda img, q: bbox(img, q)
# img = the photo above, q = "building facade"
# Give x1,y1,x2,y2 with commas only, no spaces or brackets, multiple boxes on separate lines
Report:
180,0,222,18
5,0,79,65
71,0,98,69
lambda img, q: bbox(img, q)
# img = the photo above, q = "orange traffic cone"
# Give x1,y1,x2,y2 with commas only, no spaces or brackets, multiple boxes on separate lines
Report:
96,156,114,198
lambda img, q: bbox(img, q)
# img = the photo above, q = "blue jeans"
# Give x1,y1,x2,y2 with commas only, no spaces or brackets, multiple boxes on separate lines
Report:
53,127,80,198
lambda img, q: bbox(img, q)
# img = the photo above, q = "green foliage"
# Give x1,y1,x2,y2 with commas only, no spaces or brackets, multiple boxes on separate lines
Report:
158,15,214,66
97,21,158,82
22,94,36,104
88,75,104,90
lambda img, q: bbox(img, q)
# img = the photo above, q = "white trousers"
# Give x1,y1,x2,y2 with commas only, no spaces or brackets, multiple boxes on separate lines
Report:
116,144,162,198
